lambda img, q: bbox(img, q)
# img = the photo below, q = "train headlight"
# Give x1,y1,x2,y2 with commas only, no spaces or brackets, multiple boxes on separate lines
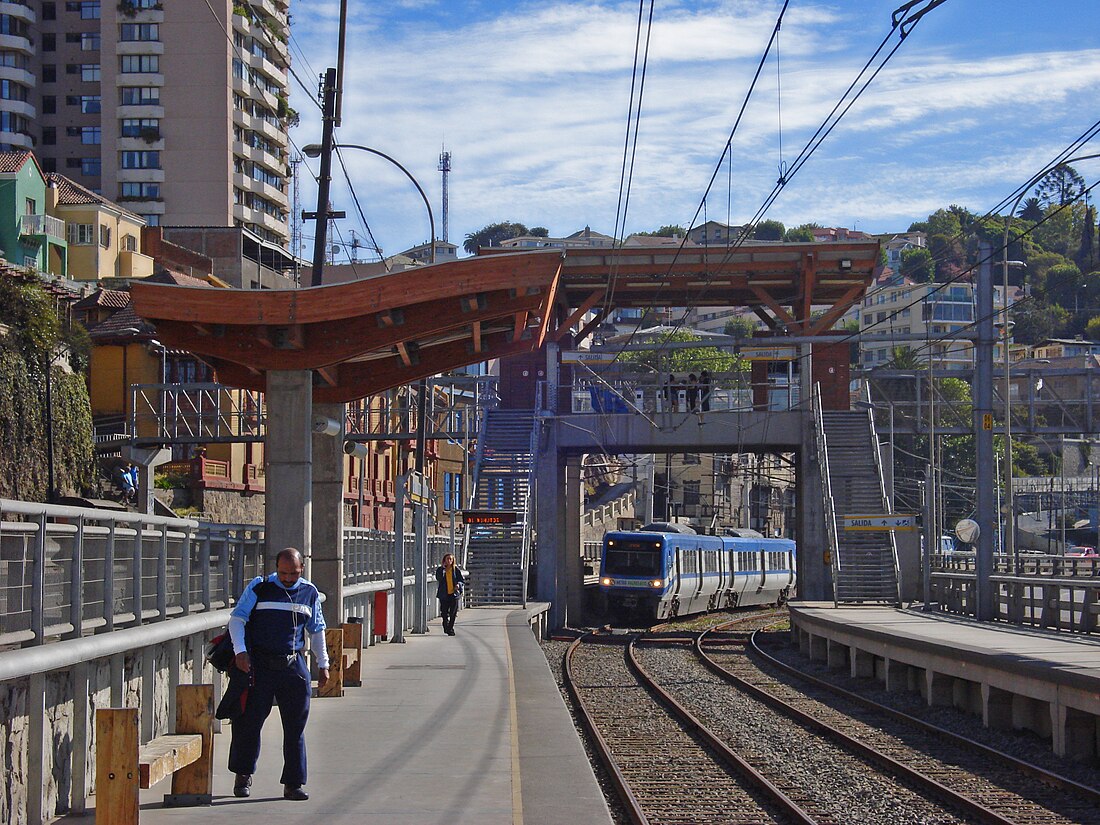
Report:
601,577,612,586
651,579,663,588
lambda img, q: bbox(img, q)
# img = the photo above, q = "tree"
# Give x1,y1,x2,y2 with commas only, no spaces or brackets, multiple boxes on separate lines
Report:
462,221,528,254
753,219,785,241
723,316,757,338
1085,315,1100,341
1018,197,1044,223
1044,262,1083,309
928,233,965,281
1075,205,1096,271
529,226,549,237
620,330,743,375
784,223,819,242
925,208,962,239
1011,302,1068,345
1034,164,1086,207
634,224,686,238
900,247,935,282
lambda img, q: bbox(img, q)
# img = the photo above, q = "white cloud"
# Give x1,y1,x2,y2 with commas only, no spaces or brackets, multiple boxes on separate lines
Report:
289,0,1100,255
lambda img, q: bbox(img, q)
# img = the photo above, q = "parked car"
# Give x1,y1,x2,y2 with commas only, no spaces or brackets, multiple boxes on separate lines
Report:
1066,546,1097,557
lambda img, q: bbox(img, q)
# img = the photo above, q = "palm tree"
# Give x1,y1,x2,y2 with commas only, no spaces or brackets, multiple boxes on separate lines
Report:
1017,197,1043,223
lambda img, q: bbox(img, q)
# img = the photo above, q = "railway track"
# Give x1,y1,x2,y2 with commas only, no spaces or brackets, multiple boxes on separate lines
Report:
691,620,1100,825
563,612,814,825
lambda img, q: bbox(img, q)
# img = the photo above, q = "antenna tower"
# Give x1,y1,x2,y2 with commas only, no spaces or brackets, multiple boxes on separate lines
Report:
438,147,451,243
290,155,302,284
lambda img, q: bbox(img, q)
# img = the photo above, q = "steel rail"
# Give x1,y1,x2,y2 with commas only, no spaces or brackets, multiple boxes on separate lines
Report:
747,629,1100,808
562,634,649,825
694,621,1016,825
625,633,816,825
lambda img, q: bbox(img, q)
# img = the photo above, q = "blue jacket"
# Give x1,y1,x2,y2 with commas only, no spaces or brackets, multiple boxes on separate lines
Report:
231,574,325,655
435,565,465,600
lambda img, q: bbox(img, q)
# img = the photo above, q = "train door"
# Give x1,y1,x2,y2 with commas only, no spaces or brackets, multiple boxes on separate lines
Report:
757,544,767,592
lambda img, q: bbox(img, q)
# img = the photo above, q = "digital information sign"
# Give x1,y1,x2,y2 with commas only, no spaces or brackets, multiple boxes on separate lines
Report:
461,510,520,525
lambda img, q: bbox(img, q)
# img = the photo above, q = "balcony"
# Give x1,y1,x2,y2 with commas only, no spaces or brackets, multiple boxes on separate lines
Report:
119,248,154,278
20,214,64,241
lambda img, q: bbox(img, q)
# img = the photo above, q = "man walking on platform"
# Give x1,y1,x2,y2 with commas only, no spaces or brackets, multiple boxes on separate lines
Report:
226,547,329,801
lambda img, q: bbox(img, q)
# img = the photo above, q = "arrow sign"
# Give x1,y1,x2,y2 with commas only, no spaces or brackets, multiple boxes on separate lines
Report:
842,513,917,531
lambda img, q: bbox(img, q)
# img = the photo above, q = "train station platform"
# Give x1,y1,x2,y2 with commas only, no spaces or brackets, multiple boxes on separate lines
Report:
94,606,611,825
789,601,1100,759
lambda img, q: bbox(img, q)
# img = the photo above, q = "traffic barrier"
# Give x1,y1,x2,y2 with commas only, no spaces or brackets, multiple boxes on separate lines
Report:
95,684,214,824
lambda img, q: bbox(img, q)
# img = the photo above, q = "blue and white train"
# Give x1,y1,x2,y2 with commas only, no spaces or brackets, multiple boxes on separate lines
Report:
598,524,796,621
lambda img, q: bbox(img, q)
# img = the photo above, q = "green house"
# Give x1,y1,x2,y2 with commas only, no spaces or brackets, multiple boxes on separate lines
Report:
0,151,67,275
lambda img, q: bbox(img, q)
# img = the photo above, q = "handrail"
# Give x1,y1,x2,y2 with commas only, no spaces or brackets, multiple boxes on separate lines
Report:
811,385,840,606
460,402,491,570
861,389,902,606
520,382,542,607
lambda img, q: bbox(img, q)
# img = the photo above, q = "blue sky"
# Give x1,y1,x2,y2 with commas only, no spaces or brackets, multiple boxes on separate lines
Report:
286,1,1100,261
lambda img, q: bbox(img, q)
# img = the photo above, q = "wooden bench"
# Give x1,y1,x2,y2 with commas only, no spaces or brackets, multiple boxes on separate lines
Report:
95,684,214,824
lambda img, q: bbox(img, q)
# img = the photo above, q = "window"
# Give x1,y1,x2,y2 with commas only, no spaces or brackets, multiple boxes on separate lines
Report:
42,65,57,83
80,64,100,82
141,213,160,226
443,472,462,512
122,233,137,251
0,15,29,37
67,223,94,245
119,150,158,168
99,224,111,248
120,54,158,73
0,80,27,101
119,86,159,105
683,481,700,507
119,23,158,40
66,94,100,113
66,157,81,169
0,110,28,133
41,158,56,173
42,2,56,20
42,95,56,113
80,32,99,50
24,197,34,215
120,117,158,137
42,33,56,51
80,157,100,176
119,181,159,199
41,127,56,145
80,126,100,144
65,0,99,18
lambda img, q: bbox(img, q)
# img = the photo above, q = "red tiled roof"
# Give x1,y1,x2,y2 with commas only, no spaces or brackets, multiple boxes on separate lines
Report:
148,268,217,288
73,288,130,311
46,172,141,219
87,303,155,340
0,150,33,174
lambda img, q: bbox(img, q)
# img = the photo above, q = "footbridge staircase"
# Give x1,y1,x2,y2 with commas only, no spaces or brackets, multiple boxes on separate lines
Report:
814,394,900,605
462,408,539,606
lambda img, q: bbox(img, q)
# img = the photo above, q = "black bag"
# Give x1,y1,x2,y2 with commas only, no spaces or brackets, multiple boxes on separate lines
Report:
205,630,235,673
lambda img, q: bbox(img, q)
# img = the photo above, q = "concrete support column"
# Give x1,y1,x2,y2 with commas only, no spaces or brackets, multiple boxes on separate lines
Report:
850,647,874,679
883,658,908,692
565,456,583,624
926,670,953,707
124,446,171,515
312,401,345,628
826,639,847,670
982,683,1013,729
265,370,313,567
797,427,830,601
808,634,827,663
536,422,566,629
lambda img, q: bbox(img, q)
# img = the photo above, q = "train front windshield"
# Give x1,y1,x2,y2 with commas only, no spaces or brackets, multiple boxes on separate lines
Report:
604,539,662,577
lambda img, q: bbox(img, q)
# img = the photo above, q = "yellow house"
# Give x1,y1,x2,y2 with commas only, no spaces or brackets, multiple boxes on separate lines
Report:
46,173,154,282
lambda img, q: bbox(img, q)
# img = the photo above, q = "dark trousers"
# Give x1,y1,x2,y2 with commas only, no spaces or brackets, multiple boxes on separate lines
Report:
440,593,459,632
228,653,310,786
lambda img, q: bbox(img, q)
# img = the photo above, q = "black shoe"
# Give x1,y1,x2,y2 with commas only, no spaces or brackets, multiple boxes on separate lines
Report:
233,774,252,798
446,629,456,635
284,785,309,801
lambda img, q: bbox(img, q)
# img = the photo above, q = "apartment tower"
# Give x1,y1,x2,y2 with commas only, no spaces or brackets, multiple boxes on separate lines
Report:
2,0,291,246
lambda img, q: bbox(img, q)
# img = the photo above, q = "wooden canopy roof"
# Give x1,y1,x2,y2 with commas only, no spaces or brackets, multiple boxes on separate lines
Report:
130,241,879,402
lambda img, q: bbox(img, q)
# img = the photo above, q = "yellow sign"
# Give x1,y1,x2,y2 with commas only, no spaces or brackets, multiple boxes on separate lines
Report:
982,413,993,430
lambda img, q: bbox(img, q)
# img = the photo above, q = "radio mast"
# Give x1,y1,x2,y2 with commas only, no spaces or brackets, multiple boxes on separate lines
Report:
438,147,451,243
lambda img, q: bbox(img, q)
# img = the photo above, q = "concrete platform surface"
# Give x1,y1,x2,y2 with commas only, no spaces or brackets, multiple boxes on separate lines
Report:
70,606,611,825
791,602,1100,691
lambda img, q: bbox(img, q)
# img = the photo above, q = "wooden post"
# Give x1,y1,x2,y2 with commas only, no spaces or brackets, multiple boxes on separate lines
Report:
165,685,214,806
343,621,363,688
319,627,344,697
95,708,139,825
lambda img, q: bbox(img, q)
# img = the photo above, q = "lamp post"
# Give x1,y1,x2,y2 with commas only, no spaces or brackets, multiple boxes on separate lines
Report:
303,140,437,633
1003,152,1100,573
301,143,436,266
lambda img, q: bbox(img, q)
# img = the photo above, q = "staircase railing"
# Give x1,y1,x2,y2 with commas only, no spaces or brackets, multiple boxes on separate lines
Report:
519,381,542,607
460,404,492,571
862,389,902,605
812,384,840,606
